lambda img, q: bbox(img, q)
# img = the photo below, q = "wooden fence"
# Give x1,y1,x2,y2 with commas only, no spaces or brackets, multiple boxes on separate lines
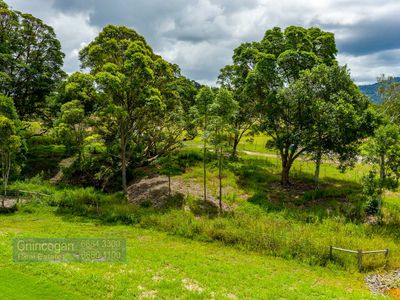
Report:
329,245,389,271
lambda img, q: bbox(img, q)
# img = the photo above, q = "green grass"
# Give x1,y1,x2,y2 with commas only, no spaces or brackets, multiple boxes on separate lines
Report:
236,133,274,153
0,267,83,300
0,209,384,299
9,148,399,273
3,135,398,299
177,150,370,206
184,132,276,155
16,178,396,273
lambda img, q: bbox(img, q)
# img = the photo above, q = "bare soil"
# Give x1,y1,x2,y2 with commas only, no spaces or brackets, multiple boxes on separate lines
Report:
0,197,24,208
127,175,232,211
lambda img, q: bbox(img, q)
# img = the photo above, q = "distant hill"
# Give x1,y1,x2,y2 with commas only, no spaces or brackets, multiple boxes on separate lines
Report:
358,77,400,104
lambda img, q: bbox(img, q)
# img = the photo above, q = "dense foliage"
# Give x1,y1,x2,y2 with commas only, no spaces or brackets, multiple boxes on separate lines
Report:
0,0,65,119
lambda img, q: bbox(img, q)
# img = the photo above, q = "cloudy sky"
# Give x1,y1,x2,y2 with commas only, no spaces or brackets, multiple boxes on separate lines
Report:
6,0,400,85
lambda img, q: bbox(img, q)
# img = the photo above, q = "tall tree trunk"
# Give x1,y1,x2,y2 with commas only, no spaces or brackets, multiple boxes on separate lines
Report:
203,138,207,201
2,153,10,208
280,153,292,186
78,149,82,171
377,195,382,215
203,114,207,202
314,150,322,189
1,157,4,208
218,147,222,215
168,174,171,197
231,133,239,159
379,153,385,183
281,166,291,186
121,137,127,194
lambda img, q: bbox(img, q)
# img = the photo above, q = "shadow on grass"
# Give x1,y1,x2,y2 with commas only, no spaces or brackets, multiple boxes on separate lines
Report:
228,157,368,223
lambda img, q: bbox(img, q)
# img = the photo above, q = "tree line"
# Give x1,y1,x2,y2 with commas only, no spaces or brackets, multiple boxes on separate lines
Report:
0,0,399,211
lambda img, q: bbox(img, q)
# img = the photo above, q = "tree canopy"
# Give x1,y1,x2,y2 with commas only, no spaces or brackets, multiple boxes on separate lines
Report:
80,25,196,192
218,26,338,158
0,93,21,199
0,2,65,119
230,26,375,185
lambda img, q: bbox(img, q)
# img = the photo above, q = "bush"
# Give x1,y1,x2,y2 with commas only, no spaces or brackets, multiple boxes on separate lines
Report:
172,150,203,168
0,205,18,214
61,154,121,192
186,196,220,217
365,197,380,215
302,188,355,201
362,171,382,216
23,137,67,178
54,187,126,216
101,204,143,224
28,135,59,146
10,176,57,196
27,145,66,158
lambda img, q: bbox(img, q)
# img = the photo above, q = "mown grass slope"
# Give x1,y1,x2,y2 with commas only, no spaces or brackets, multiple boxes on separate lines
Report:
0,209,384,299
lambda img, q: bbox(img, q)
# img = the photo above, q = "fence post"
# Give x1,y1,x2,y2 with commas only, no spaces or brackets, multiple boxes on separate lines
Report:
17,190,20,204
385,249,389,264
357,250,363,272
329,245,333,260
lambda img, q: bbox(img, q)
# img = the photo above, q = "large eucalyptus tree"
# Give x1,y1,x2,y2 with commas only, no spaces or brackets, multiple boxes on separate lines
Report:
80,25,189,193
0,0,65,119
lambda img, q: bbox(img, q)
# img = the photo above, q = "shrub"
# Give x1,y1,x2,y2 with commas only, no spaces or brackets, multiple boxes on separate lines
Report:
302,188,355,201
27,145,66,158
186,196,220,217
365,198,380,215
61,154,121,192
54,187,126,217
0,205,18,214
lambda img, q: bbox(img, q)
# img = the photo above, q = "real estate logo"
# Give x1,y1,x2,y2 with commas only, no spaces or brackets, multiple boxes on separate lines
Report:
13,238,126,263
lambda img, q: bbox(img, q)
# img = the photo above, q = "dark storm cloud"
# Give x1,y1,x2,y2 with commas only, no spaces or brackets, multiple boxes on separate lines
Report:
52,0,94,12
7,0,400,84
54,0,189,47
50,0,246,83
326,19,400,55
51,0,261,45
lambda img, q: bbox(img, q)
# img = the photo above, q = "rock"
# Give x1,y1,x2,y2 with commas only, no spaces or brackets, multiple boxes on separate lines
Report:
365,270,400,294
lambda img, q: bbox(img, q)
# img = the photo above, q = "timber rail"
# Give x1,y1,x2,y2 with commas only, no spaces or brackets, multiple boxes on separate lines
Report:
329,245,389,271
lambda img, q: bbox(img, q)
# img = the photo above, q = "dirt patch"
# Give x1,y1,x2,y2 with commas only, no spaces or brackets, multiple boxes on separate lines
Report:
0,197,24,208
241,150,277,158
138,290,157,299
127,175,187,208
182,278,204,293
270,181,315,193
127,175,232,212
50,157,76,184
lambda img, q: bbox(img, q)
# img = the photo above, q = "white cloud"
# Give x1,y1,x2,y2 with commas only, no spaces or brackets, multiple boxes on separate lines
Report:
8,0,99,74
158,40,232,85
48,13,99,73
338,50,400,84
6,0,400,84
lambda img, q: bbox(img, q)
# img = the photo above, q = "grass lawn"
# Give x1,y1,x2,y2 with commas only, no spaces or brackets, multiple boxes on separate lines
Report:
0,209,384,299
184,133,276,155
236,133,273,154
2,133,398,299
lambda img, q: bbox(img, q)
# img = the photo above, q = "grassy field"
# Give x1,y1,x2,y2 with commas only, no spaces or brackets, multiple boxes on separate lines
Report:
184,133,275,155
0,208,385,299
1,133,399,299
178,148,371,207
